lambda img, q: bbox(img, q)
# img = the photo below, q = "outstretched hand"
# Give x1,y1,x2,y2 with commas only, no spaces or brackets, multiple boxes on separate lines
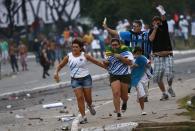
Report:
54,73,60,83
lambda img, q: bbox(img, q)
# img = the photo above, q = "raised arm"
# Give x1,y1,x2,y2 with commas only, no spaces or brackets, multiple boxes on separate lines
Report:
149,26,158,42
156,5,166,21
84,54,107,69
102,20,118,36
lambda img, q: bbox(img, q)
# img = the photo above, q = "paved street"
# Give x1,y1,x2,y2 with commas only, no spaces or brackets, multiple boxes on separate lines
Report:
0,51,195,131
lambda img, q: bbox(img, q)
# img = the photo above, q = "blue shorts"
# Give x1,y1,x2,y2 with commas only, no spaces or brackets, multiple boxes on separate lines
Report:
71,75,92,89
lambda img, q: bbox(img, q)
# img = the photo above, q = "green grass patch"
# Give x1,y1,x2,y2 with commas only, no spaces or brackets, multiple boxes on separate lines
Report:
177,95,195,120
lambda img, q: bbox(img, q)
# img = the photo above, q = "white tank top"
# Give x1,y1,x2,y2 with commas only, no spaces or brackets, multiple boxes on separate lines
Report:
68,52,89,78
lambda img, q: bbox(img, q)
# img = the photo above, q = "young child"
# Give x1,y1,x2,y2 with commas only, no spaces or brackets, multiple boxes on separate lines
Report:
131,47,150,115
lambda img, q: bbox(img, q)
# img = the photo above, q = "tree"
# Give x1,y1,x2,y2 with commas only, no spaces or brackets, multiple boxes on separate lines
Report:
46,0,80,32
3,0,22,36
80,0,191,27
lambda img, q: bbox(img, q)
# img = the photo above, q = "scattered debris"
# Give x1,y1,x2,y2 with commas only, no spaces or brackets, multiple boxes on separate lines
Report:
26,93,31,97
28,117,43,121
156,114,168,119
60,117,75,122
152,111,157,114
43,102,63,109
6,105,12,109
178,78,182,81
66,98,72,101
59,110,69,114
15,114,24,119
187,100,192,107
61,124,70,131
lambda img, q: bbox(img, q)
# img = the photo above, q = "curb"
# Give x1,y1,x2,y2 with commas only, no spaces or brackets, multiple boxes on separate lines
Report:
0,73,109,98
26,50,195,60
81,122,138,131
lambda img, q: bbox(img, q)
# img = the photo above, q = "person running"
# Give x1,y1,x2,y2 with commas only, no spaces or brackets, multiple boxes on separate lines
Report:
54,38,105,124
131,47,150,115
103,19,152,101
104,38,133,119
149,5,176,101
40,43,50,79
0,39,9,64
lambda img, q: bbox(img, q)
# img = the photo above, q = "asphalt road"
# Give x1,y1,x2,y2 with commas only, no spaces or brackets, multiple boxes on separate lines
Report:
0,53,195,131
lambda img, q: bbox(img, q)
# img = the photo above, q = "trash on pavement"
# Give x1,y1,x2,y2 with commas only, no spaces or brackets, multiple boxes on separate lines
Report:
28,117,43,121
6,105,12,109
15,114,24,119
42,102,63,109
59,116,75,122
66,98,72,101
26,93,31,97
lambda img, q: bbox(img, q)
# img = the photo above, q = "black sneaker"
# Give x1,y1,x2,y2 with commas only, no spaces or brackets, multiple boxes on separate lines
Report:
168,88,176,97
79,116,88,124
121,102,127,112
160,94,169,101
144,97,148,102
88,105,96,115
117,113,121,120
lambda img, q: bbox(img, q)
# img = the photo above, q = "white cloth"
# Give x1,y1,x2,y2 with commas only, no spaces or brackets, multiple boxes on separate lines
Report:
91,39,100,49
68,52,89,78
191,21,195,36
136,81,146,99
179,19,189,33
167,19,175,33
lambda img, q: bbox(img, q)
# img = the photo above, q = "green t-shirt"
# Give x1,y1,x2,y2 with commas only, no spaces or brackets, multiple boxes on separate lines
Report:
0,41,8,51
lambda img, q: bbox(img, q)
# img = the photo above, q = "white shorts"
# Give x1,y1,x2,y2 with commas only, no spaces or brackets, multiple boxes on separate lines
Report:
136,81,146,99
2,50,8,60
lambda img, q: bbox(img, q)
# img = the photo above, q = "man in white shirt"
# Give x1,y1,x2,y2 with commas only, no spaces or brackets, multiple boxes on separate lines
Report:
179,15,189,46
167,19,176,47
191,19,195,45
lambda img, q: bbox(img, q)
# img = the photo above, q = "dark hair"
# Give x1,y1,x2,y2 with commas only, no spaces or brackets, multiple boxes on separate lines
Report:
133,20,142,27
152,16,162,22
111,38,120,44
133,46,143,54
72,38,85,52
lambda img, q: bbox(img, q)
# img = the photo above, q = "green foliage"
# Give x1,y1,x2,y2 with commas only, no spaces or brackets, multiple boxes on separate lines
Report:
80,0,192,27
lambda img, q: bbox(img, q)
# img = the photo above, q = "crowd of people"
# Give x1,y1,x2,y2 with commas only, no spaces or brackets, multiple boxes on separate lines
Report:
53,5,178,124
0,4,194,124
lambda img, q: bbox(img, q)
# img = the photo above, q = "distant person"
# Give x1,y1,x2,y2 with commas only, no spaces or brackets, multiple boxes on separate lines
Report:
54,38,106,124
9,43,19,73
167,18,176,47
33,38,41,63
179,15,189,46
18,42,28,71
191,18,195,45
149,5,176,101
40,43,50,79
0,39,9,64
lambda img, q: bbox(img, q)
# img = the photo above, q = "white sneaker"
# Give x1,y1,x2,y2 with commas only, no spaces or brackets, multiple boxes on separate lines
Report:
79,116,88,124
141,111,147,115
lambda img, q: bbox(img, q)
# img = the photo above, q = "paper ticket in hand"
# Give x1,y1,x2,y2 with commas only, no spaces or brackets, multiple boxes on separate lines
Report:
156,5,166,15
103,17,107,25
